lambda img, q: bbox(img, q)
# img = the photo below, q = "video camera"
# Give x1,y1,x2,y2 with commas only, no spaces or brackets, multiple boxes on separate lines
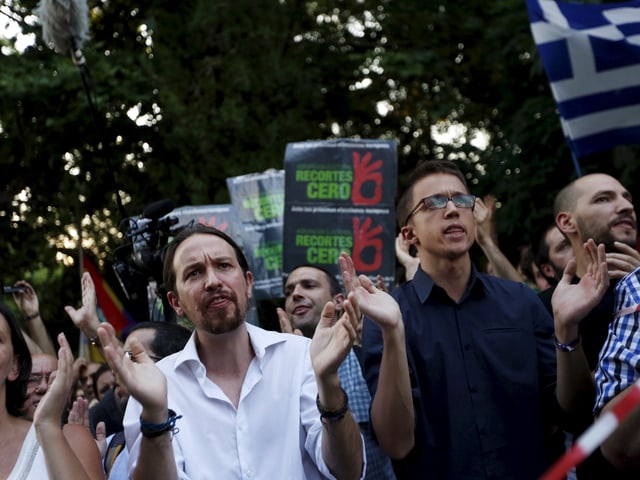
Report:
112,199,183,321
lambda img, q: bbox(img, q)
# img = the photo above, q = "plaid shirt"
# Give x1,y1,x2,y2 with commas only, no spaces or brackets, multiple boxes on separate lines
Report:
594,266,640,415
339,350,396,480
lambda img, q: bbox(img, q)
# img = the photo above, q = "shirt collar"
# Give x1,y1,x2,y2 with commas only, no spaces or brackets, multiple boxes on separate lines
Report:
411,264,487,304
172,322,287,370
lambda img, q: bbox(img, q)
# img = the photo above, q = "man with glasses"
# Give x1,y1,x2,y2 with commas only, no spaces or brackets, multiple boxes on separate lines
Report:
361,160,607,479
21,353,58,421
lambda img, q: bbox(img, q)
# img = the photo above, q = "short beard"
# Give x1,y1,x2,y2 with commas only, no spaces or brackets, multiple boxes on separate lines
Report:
577,217,637,253
203,305,245,335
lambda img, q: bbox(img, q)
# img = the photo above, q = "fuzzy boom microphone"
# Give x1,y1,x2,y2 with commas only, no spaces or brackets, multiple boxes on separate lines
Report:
34,0,128,219
35,0,89,64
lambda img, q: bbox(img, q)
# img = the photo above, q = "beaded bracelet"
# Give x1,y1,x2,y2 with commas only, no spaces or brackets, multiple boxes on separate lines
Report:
140,409,182,438
316,387,349,424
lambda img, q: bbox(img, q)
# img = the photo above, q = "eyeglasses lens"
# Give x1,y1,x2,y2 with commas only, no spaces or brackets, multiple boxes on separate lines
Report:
423,194,474,209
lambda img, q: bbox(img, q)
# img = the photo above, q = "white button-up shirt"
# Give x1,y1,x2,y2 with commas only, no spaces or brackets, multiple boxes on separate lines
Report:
124,323,359,479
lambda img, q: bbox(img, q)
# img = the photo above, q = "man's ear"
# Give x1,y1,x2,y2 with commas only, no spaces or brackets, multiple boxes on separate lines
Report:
401,225,418,245
540,263,556,279
245,271,254,300
167,291,185,317
555,212,576,236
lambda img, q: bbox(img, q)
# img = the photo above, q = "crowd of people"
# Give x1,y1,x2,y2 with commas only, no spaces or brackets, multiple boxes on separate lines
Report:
0,159,638,480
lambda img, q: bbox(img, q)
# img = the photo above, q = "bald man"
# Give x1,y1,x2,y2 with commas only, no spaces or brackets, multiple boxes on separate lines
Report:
540,173,638,479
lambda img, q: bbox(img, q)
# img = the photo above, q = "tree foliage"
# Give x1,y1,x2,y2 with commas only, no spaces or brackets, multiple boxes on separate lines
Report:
0,0,637,343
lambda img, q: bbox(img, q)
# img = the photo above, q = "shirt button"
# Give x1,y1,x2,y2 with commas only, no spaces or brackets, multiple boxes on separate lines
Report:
245,469,253,478
464,344,471,351
469,385,478,393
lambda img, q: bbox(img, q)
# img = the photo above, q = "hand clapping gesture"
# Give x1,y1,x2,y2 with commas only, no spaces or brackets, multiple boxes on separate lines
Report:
65,272,102,340
33,333,105,480
339,252,403,333
33,333,74,430
310,299,359,379
98,322,168,420
552,239,609,330
276,307,303,336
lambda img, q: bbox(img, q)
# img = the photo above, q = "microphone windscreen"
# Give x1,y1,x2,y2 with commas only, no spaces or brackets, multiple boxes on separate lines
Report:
143,199,176,220
35,0,89,54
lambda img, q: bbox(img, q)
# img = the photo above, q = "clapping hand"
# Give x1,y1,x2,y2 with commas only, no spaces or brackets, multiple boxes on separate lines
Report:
339,252,402,333
33,333,74,429
552,240,609,332
310,299,358,379
277,307,303,336
98,322,168,419
65,272,102,339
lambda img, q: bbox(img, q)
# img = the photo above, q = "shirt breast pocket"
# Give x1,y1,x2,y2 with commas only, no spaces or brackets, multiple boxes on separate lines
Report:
479,327,538,388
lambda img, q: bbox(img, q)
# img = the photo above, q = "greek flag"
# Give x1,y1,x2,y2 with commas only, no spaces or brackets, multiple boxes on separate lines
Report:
527,0,640,159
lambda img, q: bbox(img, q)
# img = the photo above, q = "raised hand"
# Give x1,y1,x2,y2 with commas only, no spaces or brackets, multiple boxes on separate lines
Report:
395,232,419,281
33,333,74,429
339,252,402,332
310,300,358,380
68,397,91,428
12,280,39,317
606,241,640,279
65,272,102,339
95,422,107,457
276,307,303,336
376,274,388,293
98,322,167,417
473,194,496,244
552,240,609,334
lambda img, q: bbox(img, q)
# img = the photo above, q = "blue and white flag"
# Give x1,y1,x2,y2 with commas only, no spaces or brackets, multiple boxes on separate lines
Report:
527,0,640,158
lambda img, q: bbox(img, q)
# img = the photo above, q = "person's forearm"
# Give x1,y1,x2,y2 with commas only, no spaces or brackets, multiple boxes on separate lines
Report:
36,424,102,480
133,406,179,480
601,392,640,468
321,413,363,480
133,434,179,480
317,377,363,480
24,313,56,356
554,320,596,415
477,239,524,283
555,346,595,414
371,322,414,459
22,330,44,355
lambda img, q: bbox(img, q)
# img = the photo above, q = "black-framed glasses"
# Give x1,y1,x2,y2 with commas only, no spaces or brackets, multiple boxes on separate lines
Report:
404,194,476,225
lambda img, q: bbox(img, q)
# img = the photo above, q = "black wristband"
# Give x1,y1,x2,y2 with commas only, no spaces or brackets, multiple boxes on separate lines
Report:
316,387,349,423
140,409,182,438
24,312,40,321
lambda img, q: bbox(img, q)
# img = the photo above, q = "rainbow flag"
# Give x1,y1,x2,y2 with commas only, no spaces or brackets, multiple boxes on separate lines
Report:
82,252,135,335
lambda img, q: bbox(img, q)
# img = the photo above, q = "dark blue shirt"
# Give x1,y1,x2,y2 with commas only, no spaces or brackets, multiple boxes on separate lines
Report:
362,266,560,480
